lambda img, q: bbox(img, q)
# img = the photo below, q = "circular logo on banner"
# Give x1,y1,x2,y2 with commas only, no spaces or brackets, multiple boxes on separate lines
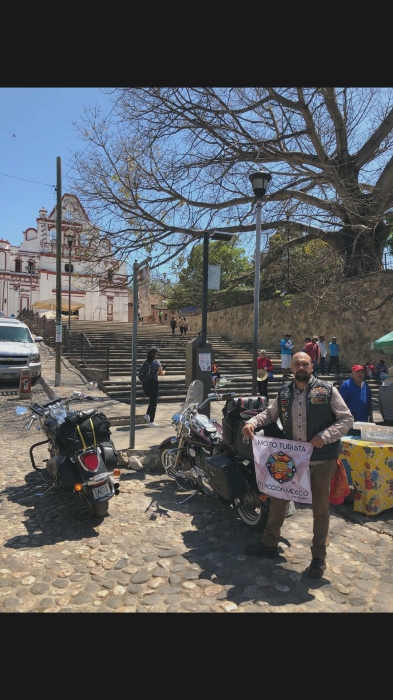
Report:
266,452,297,483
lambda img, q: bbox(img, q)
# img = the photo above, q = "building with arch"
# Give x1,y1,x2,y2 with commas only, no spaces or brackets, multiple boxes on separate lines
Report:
0,194,129,321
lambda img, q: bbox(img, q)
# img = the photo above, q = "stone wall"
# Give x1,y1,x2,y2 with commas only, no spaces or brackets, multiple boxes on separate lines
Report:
189,272,393,368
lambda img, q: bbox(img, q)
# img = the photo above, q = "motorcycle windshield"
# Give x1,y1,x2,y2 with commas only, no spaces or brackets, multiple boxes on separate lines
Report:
184,380,204,409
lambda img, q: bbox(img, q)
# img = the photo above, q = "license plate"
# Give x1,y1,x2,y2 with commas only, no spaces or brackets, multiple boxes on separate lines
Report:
92,483,111,500
0,373,19,379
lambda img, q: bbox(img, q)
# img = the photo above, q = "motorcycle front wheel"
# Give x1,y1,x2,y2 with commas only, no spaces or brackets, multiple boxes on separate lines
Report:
160,445,179,478
236,486,270,531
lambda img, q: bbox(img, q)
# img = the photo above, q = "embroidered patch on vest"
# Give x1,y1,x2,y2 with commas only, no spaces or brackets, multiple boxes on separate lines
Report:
281,399,289,406
310,397,329,404
309,387,329,397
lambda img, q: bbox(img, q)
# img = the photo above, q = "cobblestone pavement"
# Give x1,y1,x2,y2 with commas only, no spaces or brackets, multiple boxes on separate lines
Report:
2,383,393,613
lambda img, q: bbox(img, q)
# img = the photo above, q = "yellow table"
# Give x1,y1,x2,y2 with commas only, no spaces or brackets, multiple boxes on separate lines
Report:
339,437,393,515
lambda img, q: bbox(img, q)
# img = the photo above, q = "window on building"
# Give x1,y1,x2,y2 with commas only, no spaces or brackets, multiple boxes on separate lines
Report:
15,259,21,272
49,228,56,242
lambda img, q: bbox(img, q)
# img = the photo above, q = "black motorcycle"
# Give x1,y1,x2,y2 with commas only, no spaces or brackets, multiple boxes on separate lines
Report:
158,379,294,530
16,391,121,518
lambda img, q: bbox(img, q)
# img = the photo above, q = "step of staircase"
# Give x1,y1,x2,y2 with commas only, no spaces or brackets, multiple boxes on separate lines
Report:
33,319,381,408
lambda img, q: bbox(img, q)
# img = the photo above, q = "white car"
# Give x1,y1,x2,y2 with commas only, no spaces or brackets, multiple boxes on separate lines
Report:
0,320,43,384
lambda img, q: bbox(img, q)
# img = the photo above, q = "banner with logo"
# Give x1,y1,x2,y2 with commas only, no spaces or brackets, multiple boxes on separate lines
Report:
252,435,313,504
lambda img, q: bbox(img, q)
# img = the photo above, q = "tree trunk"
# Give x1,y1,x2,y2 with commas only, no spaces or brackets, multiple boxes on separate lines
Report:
342,228,385,277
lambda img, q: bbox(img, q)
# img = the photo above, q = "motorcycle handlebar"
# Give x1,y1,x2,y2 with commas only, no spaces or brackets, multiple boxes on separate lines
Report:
198,390,236,408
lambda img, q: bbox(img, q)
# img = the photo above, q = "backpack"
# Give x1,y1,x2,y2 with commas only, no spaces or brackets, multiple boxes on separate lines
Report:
138,359,152,383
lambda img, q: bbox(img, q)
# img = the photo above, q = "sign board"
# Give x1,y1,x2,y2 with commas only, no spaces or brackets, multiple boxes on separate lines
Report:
19,369,32,400
198,352,211,372
208,265,221,290
56,324,62,343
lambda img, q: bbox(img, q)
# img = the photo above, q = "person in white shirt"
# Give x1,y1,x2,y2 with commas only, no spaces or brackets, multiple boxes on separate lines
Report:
317,335,327,374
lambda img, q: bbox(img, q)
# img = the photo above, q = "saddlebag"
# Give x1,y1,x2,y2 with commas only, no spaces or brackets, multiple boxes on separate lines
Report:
204,454,248,501
55,411,111,454
221,396,269,446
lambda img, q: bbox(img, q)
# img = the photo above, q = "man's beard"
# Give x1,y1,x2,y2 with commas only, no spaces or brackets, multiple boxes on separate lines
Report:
295,369,310,382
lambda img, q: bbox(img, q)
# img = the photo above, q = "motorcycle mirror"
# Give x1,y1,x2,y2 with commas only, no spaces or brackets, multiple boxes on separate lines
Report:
15,406,29,416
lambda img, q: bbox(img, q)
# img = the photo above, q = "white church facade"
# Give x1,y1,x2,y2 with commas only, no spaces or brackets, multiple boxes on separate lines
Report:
0,194,129,321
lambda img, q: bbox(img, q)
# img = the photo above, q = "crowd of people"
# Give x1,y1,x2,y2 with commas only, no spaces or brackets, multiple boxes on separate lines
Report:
169,316,189,335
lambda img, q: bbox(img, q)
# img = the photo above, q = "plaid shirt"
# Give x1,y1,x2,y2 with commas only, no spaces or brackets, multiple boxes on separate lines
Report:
247,380,353,459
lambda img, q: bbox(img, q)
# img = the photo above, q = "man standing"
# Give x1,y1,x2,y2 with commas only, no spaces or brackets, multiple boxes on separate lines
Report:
338,364,373,427
378,367,393,426
317,335,327,374
241,352,353,579
280,333,294,379
327,336,340,375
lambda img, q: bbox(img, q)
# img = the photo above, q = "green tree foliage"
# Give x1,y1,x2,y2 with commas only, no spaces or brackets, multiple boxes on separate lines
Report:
167,238,252,310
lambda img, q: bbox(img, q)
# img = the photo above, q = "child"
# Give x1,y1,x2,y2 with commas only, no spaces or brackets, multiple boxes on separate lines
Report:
211,359,220,388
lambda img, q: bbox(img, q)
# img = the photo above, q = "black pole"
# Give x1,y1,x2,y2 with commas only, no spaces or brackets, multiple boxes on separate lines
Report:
130,261,138,449
201,231,209,346
55,157,62,386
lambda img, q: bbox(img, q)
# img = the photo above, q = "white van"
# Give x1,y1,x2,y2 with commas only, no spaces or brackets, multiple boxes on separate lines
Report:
0,320,43,384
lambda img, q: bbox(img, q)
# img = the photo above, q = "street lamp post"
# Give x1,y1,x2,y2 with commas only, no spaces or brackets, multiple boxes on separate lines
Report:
66,232,74,333
249,171,272,396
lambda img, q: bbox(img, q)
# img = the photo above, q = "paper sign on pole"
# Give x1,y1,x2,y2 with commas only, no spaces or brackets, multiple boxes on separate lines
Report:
252,435,313,503
199,353,211,371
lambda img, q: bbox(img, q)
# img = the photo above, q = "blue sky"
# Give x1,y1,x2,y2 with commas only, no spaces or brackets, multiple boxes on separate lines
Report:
0,88,114,247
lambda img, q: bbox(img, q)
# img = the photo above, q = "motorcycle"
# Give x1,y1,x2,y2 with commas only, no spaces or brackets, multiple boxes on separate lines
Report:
158,379,294,530
16,391,121,518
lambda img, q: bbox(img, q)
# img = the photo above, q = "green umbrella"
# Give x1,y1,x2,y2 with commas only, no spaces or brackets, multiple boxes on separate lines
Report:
371,331,393,354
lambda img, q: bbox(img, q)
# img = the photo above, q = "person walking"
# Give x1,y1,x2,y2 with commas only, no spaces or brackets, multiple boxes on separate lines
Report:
179,317,185,335
327,336,340,375
158,310,163,324
317,335,327,374
280,333,294,379
378,367,393,426
241,351,353,579
183,317,189,336
257,349,274,400
142,345,166,428
170,316,177,335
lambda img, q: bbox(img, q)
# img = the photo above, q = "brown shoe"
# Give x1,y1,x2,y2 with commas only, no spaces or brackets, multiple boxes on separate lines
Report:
244,542,279,558
307,557,326,578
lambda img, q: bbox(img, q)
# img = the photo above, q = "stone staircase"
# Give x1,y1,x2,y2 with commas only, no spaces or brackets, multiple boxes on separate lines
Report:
32,319,383,410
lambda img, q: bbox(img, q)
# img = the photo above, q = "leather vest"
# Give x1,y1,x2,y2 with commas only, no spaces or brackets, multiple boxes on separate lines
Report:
277,377,340,461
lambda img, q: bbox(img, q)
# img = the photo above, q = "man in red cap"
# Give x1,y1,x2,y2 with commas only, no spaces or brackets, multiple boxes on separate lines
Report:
338,364,373,429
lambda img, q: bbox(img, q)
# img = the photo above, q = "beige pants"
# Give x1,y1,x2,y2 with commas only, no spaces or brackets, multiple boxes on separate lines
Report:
261,459,337,560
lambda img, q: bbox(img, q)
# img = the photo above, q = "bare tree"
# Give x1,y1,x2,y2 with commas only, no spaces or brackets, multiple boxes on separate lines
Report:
70,87,393,277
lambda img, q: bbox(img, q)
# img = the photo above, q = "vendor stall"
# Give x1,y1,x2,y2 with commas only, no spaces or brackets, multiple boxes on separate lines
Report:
339,434,393,515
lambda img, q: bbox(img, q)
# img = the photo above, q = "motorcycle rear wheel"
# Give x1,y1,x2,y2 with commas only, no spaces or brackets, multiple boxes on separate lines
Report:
85,499,109,518
236,486,269,531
